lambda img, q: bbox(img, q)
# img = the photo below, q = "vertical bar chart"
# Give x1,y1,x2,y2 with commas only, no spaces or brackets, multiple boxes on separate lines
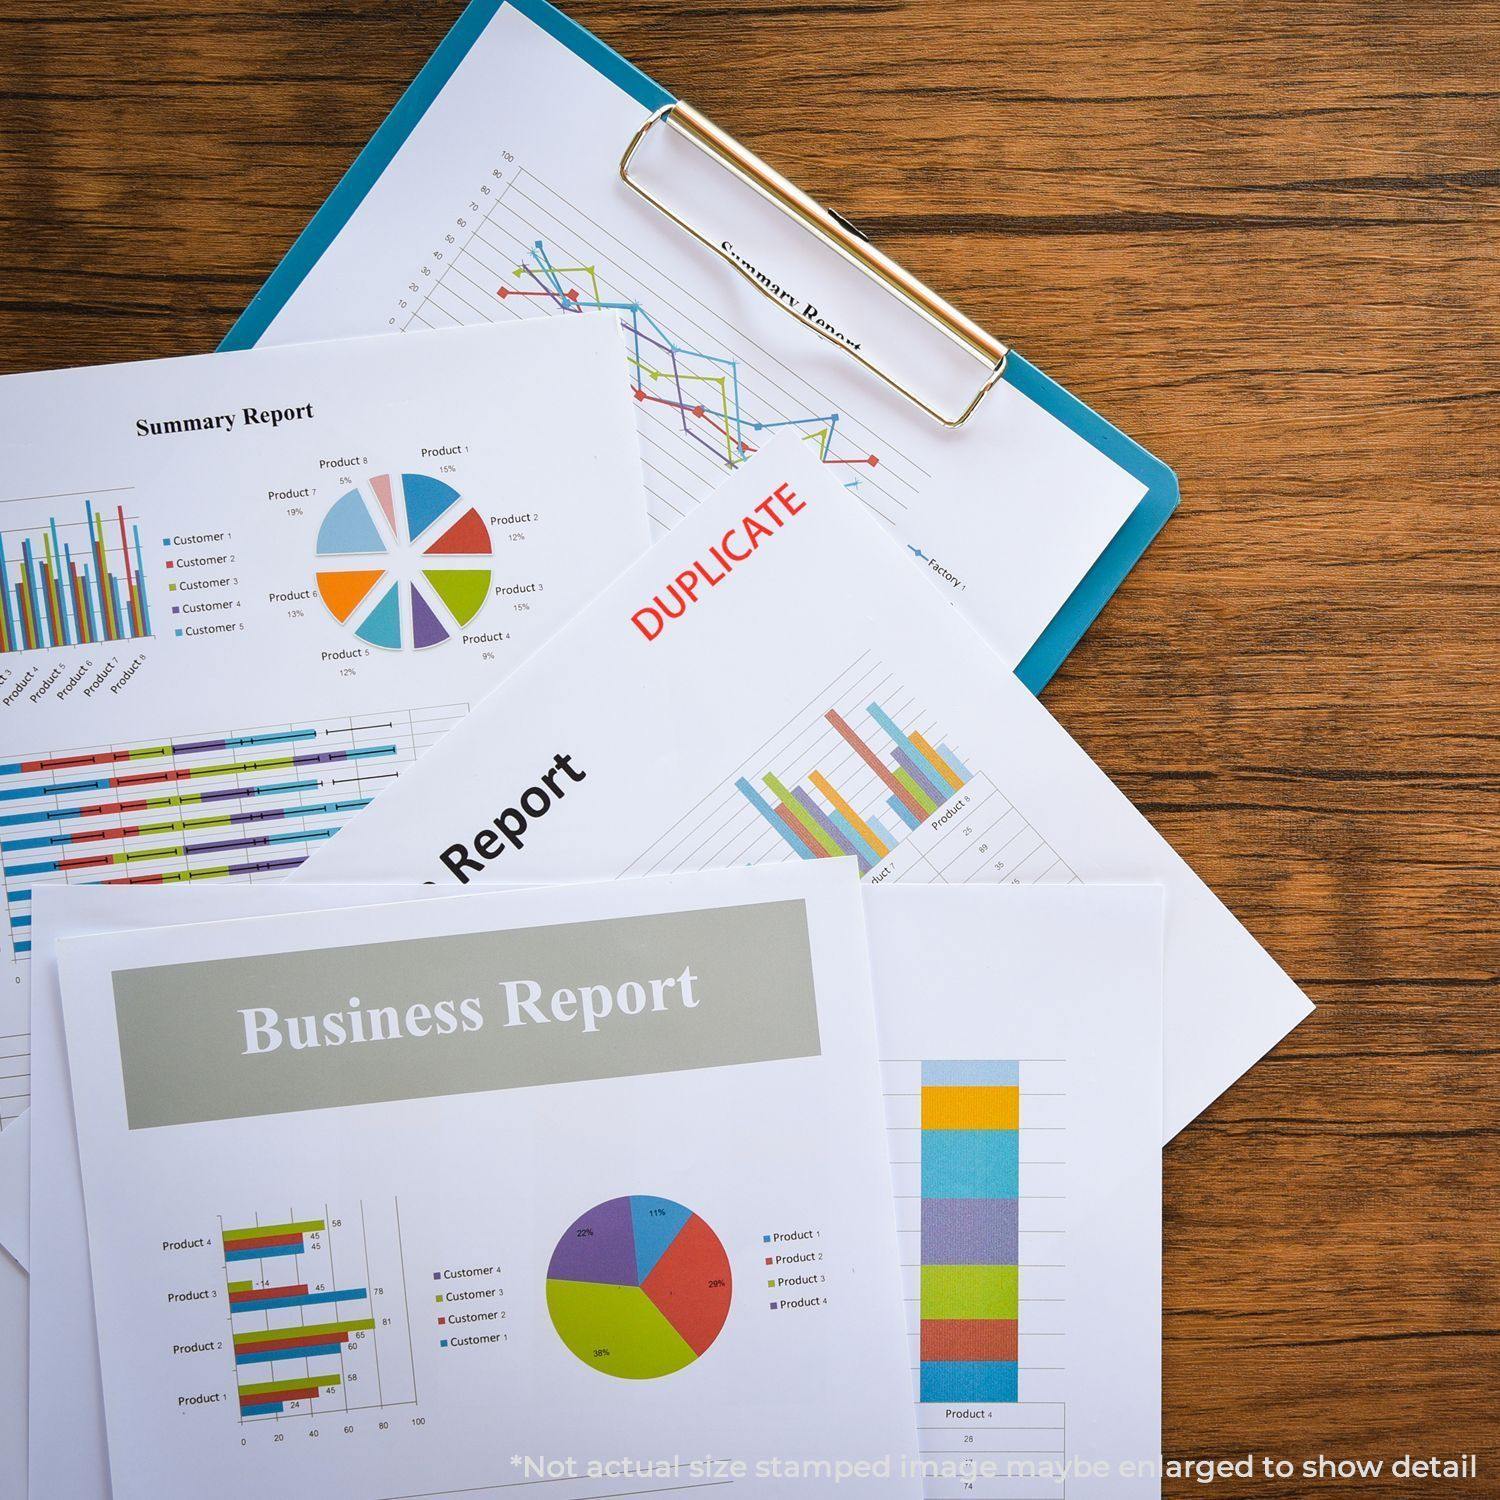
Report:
623,654,1078,889
918,1060,1020,1404
735,698,971,875
0,497,153,654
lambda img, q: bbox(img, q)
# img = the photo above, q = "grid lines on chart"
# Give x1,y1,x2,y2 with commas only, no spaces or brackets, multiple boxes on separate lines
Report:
399,164,927,536
621,652,1079,889
218,1200,417,1425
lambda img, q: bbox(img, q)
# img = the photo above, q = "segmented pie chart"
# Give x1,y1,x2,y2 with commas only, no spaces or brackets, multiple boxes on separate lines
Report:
546,1195,732,1379
314,472,492,650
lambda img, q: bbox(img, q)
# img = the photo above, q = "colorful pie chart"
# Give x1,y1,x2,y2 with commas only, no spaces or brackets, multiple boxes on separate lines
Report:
313,472,492,650
545,1195,732,1379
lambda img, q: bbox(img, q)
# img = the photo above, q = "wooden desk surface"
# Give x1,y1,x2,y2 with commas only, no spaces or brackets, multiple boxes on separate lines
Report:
2,2,1495,1493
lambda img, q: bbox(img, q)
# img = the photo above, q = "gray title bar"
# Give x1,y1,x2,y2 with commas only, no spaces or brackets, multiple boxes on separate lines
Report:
112,900,820,1128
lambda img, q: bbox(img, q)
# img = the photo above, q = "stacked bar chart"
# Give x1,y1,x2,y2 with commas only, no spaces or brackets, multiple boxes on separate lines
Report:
883,1054,1068,1489
0,705,466,967
221,1203,416,1421
918,1060,1020,1404
736,700,971,875
0,497,152,654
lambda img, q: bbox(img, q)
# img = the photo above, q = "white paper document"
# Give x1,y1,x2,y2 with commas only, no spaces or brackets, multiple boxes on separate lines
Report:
0,1240,22,1500
0,313,648,1130
249,0,1152,674
28,884,439,1500
868,886,1163,1497
58,864,921,1499
0,1107,22,1500
32,881,1165,1500
289,438,1302,1128
0,1109,23,1269
294,440,1311,1137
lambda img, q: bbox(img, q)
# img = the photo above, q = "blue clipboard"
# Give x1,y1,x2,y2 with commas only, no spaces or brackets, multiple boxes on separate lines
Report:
222,0,1177,695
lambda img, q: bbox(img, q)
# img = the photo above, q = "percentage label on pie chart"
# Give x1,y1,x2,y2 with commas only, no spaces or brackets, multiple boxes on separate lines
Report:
546,1195,732,1379
314,473,492,650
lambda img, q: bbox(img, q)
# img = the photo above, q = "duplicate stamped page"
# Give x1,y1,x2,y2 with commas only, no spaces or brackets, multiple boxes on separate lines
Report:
296,439,1311,1138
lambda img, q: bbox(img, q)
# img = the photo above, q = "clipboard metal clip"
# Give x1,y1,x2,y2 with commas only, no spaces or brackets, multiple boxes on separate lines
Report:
620,101,1008,429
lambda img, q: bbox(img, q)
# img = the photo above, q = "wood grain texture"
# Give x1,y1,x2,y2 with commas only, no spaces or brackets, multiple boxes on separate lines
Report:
1,1,1496,1493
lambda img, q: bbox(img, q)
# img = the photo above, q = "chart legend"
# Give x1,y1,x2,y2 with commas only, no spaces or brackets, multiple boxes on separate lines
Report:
545,1195,732,1379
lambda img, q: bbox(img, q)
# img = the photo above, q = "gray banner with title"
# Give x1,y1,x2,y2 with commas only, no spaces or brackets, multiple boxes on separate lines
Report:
112,900,820,1128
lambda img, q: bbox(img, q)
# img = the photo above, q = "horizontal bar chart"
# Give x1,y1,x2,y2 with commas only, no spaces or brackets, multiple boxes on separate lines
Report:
220,1207,404,1424
0,741,392,807
1,706,464,972
234,1318,374,1365
236,1373,341,1416
228,1280,303,1306
222,1219,324,1259
227,1287,371,1314
0,796,372,875
234,1317,375,1346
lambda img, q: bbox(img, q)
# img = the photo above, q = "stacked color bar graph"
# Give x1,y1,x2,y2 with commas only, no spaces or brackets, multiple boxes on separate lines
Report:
0,728,391,954
0,499,152,653
224,1219,370,1417
736,700,971,875
919,1061,1020,1403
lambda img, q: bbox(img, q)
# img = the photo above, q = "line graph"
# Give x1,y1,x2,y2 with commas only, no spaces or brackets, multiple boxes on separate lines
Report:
501,240,879,474
400,166,927,534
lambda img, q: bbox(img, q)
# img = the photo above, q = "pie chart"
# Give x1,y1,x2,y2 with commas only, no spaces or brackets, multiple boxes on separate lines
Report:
313,472,492,650
545,1195,732,1379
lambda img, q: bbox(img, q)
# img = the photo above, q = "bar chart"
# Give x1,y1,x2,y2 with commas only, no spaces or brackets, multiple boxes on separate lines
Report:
883,1057,1070,1497
918,1061,1020,1404
220,1202,417,1422
735,701,972,876
0,495,152,654
621,653,1079,889
0,703,465,965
